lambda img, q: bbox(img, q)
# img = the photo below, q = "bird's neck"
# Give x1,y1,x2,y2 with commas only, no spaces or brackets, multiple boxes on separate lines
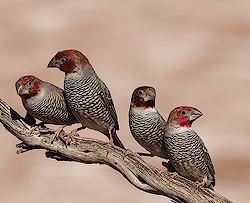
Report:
166,123,192,136
81,63,97,77
130,105,157,116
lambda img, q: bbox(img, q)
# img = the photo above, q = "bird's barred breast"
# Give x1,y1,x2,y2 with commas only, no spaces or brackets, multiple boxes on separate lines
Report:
64,74,114,130
165,130,211,178
23,91,77,125
129,106,167,157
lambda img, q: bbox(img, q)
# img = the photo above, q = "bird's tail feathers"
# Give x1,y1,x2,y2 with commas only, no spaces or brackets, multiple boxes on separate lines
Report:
111,129,125,149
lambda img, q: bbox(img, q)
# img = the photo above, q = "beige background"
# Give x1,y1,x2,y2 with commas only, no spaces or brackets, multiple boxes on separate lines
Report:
1,1,250,202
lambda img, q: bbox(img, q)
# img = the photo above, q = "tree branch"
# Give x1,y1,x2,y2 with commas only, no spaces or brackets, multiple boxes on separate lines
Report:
0,98,233,203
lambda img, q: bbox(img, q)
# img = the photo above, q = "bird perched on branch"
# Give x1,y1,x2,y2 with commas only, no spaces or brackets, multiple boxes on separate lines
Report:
129,86,169,159
15,75,80,138
165,106,215,189
47,49,125,150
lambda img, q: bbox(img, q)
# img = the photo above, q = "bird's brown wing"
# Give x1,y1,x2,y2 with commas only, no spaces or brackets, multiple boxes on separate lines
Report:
44,82,78,125
158,113,167,145
198,136,216,186
96,78,119,130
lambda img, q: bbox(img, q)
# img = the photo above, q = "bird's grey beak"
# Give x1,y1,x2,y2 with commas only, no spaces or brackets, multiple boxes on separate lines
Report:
47,57,57,68
16,84,28,96
144,88,156,101
190,108,203,121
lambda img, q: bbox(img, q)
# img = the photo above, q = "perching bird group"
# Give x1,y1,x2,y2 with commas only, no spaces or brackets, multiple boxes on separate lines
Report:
15,49,215,190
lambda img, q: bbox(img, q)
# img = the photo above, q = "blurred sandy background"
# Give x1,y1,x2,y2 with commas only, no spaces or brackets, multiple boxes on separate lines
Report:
0,0,250,202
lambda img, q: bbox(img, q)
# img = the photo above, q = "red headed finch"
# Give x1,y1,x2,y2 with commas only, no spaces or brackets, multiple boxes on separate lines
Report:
15,75,79,138
129,86,169,159
165,106,215,189
47,50,125,150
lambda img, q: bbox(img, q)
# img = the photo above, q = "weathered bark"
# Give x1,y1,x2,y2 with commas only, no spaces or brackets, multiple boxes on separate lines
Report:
0,98,233,203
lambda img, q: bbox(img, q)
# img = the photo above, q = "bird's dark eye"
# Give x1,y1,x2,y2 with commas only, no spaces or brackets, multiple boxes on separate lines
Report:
27,80,32,86
181,110,186,115
138,90,143,95
60,58,67,63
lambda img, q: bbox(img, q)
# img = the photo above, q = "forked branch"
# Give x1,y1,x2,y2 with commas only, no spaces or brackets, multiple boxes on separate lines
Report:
0,98,233,203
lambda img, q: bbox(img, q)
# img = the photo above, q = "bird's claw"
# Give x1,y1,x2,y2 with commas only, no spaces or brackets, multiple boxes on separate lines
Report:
123,149,143,160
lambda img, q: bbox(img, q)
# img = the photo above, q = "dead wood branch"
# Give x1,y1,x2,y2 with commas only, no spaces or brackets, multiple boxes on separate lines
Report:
0,98,233,203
